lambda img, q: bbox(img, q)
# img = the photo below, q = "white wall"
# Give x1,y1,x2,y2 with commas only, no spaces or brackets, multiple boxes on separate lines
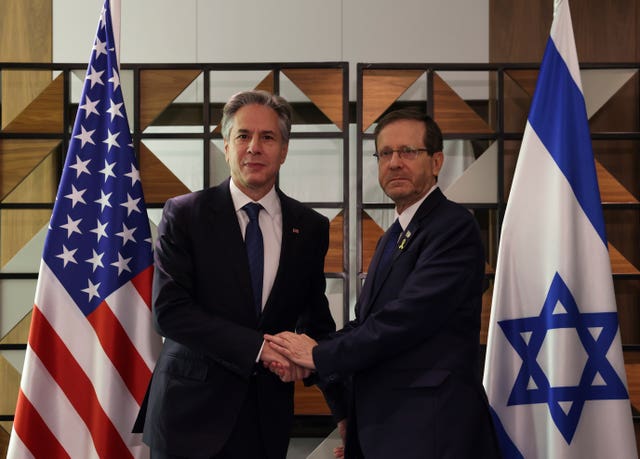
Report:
53,0,489,99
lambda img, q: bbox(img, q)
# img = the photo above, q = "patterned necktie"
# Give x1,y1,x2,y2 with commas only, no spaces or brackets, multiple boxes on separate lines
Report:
374,219,402,285
242,203,264,316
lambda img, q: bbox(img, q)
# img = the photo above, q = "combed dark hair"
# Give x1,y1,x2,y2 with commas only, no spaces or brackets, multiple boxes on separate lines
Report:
373,109,443,155
221,90,293,142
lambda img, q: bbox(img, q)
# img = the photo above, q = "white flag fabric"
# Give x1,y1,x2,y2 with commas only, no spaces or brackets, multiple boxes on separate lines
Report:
7,0,161,457
482,0,637,458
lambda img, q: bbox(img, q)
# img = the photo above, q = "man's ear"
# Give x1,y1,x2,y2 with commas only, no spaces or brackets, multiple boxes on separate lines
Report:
431,151,444,176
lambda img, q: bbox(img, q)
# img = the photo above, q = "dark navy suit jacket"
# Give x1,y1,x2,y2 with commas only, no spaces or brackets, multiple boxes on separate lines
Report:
136,178,335,458
314,188,500,459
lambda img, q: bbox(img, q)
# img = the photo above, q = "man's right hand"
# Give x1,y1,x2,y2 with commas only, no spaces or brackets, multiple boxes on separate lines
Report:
260,341,311,382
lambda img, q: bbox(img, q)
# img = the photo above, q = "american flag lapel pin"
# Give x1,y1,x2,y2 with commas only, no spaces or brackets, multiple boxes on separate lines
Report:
292,228,300,234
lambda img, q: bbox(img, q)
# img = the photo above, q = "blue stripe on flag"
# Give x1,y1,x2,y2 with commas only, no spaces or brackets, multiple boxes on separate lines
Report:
527,39,607,245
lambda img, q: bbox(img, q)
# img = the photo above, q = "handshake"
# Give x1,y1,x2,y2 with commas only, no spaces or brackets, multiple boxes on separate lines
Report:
260,331,318,382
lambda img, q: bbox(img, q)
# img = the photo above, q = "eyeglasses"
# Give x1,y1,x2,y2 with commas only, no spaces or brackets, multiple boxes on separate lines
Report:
373,147,429,162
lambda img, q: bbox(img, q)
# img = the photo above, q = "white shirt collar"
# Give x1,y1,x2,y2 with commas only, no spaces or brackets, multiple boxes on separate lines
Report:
229,178,280,218
395,185,438,230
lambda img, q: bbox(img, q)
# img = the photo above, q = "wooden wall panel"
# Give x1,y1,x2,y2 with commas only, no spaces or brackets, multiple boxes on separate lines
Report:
0,0,52,129
0,1,52,452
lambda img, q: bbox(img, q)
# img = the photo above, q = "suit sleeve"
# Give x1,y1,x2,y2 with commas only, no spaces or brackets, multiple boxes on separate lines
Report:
152,197,263,378
313,208,484,380
294,214,335,340
288,212,351,420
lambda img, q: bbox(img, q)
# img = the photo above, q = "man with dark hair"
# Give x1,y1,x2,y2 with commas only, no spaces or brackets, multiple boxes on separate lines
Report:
137,90,336,458
268,109,500,458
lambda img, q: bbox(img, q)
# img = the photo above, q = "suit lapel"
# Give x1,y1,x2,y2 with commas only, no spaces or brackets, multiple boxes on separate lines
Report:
360,189,446,319
261,190,300,319
207,179,257,321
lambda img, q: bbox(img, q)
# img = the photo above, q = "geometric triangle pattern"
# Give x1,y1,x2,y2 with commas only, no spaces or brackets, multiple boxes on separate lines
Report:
282,68,344,129
579,69,637,119
608,242,640,275
0,209,51,268
596,159,638,203
0,311,31,345
1,74,63,133
361,210,385,273
211,71,275,135
0,139,60,200
139,141,191,203
362,69,424,132
0,353,20,422
433,72,493,134
140,69,201,130
325,210,344,273
442,141,497,204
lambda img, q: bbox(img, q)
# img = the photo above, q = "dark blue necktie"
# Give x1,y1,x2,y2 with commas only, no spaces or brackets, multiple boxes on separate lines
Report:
374,219,402,284
243,203,263,316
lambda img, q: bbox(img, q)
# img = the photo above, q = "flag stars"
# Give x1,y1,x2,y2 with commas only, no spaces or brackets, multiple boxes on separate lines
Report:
116,223,137,246
86,250,105,272
90,219,109,242
121,193,141,216
125,164,141,186
86,65,105,89
106,99,124,121
74,125,96,149
56,245,78,267
99,159,117,182
111,252,132,275
60,215,82,238
64,185,87,208
69,155,92,177
81,279,101,301
94,190,113,211
108,68,121,91
79,96,100,119
102,129,120,152
93,37,108,58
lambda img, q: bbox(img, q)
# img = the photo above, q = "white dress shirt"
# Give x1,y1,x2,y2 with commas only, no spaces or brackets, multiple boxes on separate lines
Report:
229,179,282,312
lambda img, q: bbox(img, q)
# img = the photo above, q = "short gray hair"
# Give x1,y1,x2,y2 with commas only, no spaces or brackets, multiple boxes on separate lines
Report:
221,90,293,143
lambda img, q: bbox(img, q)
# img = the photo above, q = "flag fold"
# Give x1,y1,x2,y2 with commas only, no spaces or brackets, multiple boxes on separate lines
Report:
482,1,637,458
8,1,161,457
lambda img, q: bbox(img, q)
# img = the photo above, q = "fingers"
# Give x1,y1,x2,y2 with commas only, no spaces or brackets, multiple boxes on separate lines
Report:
265,360,310,382
263,332,318,370
260,341,290,369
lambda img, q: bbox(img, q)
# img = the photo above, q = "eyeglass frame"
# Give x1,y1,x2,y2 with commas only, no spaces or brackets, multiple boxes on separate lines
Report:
373,146,430,162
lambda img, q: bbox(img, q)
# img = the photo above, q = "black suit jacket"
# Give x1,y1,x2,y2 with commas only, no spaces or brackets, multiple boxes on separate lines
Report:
137,178,335,458
314,188,500,459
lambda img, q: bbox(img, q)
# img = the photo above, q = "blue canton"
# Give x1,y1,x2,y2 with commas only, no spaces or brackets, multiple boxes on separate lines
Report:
43,5,152,316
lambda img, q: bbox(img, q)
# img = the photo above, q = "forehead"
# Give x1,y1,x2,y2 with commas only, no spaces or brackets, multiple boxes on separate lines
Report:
377,119,426,146
232,104,280,132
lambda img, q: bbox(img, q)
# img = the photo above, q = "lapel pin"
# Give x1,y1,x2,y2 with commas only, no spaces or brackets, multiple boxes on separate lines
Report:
398,230,411,250
292,228,300,234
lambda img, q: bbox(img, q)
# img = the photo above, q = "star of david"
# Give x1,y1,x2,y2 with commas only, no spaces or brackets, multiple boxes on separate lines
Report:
498,272,628,443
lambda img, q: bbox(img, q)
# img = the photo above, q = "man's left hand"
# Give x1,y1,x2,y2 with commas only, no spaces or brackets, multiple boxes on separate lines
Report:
264,332,317,370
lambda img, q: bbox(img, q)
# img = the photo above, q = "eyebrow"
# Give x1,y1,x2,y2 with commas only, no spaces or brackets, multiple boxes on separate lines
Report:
235,128,277,136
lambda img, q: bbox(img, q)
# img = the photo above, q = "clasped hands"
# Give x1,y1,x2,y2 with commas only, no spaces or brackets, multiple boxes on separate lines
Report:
260,331,317,382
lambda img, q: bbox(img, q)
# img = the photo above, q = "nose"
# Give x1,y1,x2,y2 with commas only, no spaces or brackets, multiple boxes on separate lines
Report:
387,151,403,168
247,136,261,155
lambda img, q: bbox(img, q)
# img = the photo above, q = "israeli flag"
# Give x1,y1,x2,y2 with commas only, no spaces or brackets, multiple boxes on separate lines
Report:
482,1,637,457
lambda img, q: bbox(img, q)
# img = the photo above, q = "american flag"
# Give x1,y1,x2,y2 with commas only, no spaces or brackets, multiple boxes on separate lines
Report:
7,1,161,457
